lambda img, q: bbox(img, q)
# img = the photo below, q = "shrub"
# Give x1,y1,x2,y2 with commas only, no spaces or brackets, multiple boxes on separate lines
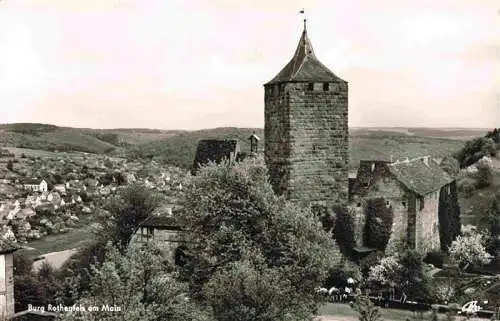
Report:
440,156,460,176
475,163,494,189
363,198,394,252
455,137,496,168
350,295,383,321
457,177,476,196
359,251,384,276
439,182,461,253
424,250,446,268
333,206,356,259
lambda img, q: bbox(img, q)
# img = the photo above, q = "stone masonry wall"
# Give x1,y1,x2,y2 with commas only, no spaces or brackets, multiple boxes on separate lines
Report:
264,84,291,197
264,81,349,206
152,229,182,265
361,177,409,255
415,191,441,253
133,229,183,265
6,253,14,317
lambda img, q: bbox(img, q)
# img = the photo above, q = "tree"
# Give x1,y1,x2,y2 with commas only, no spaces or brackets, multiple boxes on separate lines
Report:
439,182,461,252
177,156,340,321
367,255,401,294
57,242,214,321
99,183,161,253
440,156,460,177
363,198,393,252
482,194,500,263
397,250,435,303
59,184,161,297
449,231,493,270
475,163,494,189
350,295,383,321
455,137,497,168
333,206,357,260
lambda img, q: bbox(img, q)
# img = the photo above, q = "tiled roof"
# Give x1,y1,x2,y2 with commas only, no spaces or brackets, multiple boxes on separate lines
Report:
388,157,454,196
191,139,240,175
22,178,42,185
265,26,345,85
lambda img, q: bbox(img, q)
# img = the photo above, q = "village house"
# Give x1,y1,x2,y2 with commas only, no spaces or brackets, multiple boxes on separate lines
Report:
22,179,48,193
52,184,67,195
12,207,36,221
350,156,457,254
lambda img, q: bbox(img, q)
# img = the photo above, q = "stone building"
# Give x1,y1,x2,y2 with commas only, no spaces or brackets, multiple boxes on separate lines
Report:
350,156,457,254
0,230,20,318
263,20,349,206
132,206,184,265
191,139,241,175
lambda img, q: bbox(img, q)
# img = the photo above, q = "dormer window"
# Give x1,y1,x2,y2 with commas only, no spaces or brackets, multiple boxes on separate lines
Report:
323,83,329,91
308,83,314,91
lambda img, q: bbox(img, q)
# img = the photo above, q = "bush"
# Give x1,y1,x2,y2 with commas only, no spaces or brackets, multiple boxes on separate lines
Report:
455,137,497,168
475,164,494,189
359,251,384,276
424,250,445,268
363,198,394,252
457,177,476,196
333,206,356,259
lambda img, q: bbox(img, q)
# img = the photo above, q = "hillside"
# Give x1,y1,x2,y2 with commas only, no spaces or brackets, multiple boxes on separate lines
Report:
0,123,184,155
130,127,466,170
0,123,480,170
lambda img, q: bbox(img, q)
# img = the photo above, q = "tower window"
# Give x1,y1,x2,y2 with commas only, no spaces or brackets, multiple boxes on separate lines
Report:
308,83,314,91
323,83,329,91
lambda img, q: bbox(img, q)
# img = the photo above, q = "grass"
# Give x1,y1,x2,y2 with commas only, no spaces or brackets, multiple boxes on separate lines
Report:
319,303,426,321
318,303,485,321
21,215,94,259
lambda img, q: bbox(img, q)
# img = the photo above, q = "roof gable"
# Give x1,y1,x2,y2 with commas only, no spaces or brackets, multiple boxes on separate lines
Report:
387,157,454,196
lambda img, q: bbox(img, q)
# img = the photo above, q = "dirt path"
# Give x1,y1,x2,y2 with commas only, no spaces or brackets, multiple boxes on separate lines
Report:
32,248,78,271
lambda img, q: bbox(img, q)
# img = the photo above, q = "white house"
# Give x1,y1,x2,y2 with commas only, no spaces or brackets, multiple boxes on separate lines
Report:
53,184,66,195
22,179,48,193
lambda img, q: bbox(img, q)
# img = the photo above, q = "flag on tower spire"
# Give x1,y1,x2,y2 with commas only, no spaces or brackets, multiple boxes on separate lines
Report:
299,9,306,29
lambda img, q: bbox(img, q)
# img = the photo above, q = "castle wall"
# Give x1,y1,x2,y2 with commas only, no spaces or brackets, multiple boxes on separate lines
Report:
415,191,441,253
152,229,183,264
264,81,349,206
264,84,291,197
5,254,14,317
133,229,182,265
362,177,409,255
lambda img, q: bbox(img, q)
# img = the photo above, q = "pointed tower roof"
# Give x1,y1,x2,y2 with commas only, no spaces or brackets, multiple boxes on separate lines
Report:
265,20,345,85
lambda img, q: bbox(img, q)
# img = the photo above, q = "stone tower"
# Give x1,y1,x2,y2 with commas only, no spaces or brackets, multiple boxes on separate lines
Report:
264,20,349,206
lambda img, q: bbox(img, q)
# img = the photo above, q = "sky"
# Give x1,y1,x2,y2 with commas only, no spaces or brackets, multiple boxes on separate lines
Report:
0,0,499,130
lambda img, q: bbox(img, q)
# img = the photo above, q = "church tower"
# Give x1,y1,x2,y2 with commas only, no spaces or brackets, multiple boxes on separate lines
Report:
264,19,349,206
